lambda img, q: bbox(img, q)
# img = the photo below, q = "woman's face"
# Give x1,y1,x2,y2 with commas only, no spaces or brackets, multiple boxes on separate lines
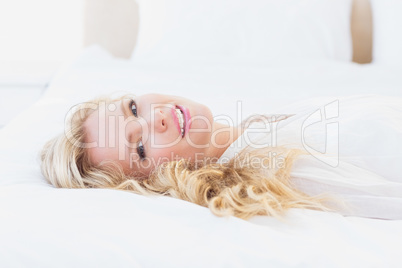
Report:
83,93,218,178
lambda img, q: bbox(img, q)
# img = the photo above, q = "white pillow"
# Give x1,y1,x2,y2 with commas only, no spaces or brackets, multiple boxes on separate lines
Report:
371,0,402,65
132,0,353,63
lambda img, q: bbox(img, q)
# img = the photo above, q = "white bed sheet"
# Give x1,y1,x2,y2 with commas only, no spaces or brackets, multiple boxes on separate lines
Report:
1,46,402,267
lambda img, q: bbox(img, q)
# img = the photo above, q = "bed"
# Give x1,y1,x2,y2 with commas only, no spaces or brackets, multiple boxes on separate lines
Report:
1,0,402,267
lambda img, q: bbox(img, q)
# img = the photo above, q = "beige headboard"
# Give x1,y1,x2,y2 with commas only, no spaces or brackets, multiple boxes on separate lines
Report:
351,0,372,63
84,0,372,64
84,0,139,59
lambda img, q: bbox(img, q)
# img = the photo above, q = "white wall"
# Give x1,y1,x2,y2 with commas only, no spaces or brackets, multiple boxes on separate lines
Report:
0,0,84,128
0,0,84,63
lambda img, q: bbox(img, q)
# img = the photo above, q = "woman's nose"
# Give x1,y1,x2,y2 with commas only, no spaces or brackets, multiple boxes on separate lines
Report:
152,108,167,133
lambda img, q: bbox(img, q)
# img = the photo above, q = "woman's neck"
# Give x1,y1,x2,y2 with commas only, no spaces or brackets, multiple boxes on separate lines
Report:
206,121,245,160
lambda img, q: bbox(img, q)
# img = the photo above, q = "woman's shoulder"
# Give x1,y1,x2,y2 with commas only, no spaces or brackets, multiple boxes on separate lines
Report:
218,94,402,163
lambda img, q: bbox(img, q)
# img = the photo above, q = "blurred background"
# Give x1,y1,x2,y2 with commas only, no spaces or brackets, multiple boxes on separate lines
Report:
0,0,373,128
0,0,140,128
0,0,83,128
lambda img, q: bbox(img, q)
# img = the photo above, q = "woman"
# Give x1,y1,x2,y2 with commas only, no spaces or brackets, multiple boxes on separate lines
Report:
40,93,402,220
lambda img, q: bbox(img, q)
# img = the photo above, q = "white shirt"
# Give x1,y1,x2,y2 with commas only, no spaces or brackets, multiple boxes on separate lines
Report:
218,94,402,220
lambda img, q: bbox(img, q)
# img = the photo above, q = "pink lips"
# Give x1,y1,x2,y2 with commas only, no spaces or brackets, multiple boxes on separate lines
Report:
171,107,182,136
171,105,191,137
177,105,191,137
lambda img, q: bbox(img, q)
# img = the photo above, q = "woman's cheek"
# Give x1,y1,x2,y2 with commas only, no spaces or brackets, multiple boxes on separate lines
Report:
152,148,177,164
152,132,182,149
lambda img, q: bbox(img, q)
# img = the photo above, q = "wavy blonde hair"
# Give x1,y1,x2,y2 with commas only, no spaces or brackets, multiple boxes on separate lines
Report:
40,93,340,220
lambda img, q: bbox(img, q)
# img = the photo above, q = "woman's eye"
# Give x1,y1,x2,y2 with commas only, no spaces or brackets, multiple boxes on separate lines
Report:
130,100,138,117
137,140,146,160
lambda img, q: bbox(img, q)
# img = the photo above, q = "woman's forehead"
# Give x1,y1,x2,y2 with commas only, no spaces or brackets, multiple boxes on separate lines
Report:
83,100,124,145
86,99,124,123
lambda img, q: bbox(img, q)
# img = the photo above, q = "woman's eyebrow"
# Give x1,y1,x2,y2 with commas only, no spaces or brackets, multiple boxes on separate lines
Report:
127,145,139,172
120,99,129,119
120,99,142,164
116,99,131,148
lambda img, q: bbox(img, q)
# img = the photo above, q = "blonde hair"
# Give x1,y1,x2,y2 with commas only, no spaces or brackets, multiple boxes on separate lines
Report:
40,94,340,220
